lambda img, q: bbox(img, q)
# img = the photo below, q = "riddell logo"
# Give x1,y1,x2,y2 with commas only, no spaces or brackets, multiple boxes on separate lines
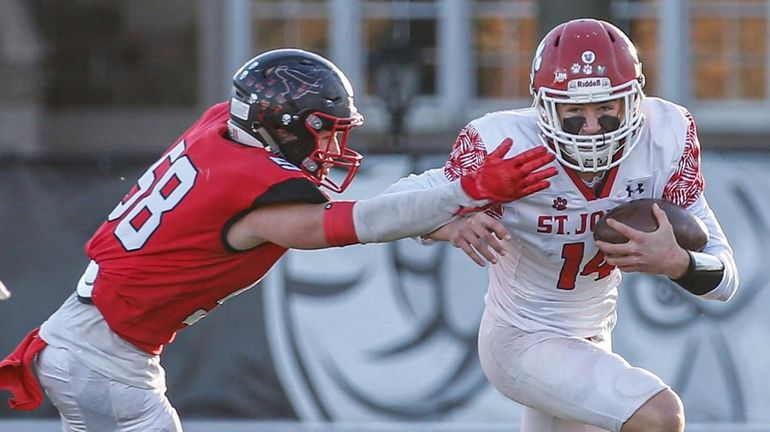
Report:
576,79,602,88
568,77,611,92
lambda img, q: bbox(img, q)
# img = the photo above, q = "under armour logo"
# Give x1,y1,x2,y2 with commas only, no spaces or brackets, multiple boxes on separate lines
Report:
626,183,645,197
552,197,568,211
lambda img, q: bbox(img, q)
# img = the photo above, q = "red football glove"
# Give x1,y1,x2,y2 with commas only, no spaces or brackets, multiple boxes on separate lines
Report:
460,138,557,202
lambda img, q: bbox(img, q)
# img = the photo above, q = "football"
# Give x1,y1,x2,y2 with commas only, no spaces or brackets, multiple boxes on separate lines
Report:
593,198,708,251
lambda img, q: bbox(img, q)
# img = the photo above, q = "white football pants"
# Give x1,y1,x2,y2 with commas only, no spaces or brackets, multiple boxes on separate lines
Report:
36,345,182,432
478,309,668,432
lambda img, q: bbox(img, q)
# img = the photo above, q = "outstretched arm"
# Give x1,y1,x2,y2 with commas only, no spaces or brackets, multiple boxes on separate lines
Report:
227,138,556,251
227,180,483,250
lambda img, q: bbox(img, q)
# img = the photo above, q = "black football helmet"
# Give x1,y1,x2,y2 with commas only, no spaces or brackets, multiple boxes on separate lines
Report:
229,49,364,193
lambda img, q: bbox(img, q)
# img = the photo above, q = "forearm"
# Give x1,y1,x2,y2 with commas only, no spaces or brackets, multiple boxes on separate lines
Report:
671,197,738,301
672,248,738,301
384,168,450,194
671,251,726,296
351,181,486,243
230,182,485,250
382,168,463,244
320,142,558,248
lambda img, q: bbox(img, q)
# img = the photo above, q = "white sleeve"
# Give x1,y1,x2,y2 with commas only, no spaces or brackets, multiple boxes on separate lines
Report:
687,195,739,301
382,168,452,194
362,168,456,245
352,177,487,244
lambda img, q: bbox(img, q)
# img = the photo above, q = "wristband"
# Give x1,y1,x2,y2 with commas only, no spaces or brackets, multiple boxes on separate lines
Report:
672,251,724,296
323,201,359,246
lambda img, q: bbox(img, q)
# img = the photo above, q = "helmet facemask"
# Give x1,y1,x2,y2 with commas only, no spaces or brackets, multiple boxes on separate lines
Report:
534,78,645,172
296,111,364,194
529,19,647,173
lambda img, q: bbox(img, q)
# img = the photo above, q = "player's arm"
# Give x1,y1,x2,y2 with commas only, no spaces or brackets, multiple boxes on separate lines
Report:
388,127,556,265
596,201,734,299
666,113,738,301
226,201,339,249
601,196,738,301
673,195,738,301
597,205,693,279
227,138,556,251
602,111,737,301
227,181,478,250
596,195,738,301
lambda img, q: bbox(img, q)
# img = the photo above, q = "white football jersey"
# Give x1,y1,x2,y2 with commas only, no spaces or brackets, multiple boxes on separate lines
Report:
387,97,738,338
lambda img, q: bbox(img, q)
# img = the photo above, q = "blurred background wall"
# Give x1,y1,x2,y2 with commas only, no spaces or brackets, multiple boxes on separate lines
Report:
2,0,770,429
2,0,770,161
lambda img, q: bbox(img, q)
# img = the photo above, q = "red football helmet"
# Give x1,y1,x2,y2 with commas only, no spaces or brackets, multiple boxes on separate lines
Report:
530,19,646,172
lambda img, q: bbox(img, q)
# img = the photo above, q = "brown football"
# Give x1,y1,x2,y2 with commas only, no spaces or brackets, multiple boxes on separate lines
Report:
593,198,708,251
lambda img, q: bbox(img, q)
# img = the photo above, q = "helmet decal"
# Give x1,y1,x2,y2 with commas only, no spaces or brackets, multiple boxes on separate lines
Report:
273,66,322,100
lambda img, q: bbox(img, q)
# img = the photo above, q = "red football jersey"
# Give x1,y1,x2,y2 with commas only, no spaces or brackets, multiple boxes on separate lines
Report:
85,102,327,354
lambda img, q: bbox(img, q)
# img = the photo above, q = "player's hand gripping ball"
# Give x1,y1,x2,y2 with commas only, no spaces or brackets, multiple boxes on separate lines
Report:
594,198,708,251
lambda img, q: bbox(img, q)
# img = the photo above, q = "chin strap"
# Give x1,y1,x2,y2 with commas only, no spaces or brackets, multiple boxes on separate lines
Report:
671,251,725,296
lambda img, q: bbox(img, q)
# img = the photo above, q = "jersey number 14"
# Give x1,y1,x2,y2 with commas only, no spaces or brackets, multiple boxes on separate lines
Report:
558,242,615,290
